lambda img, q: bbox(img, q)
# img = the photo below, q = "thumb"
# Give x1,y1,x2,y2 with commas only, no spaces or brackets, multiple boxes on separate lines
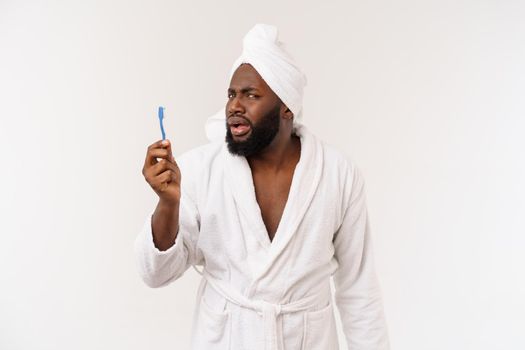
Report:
163,139,175,162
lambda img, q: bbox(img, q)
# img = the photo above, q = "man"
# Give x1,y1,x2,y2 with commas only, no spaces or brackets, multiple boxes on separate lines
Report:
135,24,390,350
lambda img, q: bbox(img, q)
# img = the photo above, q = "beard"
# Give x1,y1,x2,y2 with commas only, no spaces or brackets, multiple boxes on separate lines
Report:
225,105,280,157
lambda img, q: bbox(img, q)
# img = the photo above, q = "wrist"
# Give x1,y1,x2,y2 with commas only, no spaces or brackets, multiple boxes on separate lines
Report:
158,198,179,210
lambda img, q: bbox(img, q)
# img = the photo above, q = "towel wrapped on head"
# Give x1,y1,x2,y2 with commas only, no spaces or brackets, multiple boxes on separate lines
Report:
205,24,307,142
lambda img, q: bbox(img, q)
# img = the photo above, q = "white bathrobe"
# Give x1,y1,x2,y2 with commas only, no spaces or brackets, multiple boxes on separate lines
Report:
134,124,390,349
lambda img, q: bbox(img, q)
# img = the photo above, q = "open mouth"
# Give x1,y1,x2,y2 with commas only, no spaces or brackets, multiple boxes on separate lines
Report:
228,116,252,137
231,124,251,136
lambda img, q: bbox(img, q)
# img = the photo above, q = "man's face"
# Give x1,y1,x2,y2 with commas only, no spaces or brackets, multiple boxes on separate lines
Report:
225,64,282,156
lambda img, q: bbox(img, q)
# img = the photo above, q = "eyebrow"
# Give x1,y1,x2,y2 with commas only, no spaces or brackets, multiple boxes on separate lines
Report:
228,86,260,94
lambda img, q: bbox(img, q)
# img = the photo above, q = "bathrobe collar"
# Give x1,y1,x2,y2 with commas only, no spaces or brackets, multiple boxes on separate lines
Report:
223,123,323,278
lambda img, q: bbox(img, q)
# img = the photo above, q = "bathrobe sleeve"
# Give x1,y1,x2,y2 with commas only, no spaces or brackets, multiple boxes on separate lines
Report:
134,187,202,288
332,164,390,350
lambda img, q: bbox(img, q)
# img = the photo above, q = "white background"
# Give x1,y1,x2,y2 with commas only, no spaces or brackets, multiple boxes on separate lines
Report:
1,1,524,349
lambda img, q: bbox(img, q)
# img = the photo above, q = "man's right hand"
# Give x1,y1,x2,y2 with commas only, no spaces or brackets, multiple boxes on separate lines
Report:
142,139,181,207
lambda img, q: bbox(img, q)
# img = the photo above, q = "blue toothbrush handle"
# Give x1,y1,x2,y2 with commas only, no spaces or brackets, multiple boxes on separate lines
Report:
158,106,166,140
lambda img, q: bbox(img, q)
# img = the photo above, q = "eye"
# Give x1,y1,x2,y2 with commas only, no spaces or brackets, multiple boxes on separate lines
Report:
227,92,235,99
247,93,258,98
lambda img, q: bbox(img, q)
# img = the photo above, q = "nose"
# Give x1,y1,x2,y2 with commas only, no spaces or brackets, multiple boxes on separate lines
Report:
228,95,245,115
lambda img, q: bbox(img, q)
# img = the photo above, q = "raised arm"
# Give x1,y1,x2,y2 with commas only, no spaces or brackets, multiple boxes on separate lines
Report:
134,139,200,288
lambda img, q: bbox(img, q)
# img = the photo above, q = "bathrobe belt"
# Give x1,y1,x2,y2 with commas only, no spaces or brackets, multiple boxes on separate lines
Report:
202,270,330,350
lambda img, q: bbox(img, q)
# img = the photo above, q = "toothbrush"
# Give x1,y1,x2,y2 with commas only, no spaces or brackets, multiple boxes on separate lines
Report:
158,106,166,140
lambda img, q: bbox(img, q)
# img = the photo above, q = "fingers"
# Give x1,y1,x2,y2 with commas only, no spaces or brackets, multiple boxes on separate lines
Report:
149,148,173,164
156,169,175,191
161,140,174,162
158,168,172,181
143,155,180,190
142,139,182,203
149,158,179,178
148,170,169,193
145,139,174,167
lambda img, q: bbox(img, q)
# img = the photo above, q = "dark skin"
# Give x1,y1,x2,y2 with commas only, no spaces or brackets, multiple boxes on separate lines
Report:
227,64,301,241
142,63,300,250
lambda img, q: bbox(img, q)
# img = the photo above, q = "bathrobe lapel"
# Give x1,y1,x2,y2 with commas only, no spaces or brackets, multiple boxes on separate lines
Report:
223,124,324,280
224,145,271,251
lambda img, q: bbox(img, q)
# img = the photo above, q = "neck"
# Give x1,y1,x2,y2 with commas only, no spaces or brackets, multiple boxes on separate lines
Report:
247,131,301,172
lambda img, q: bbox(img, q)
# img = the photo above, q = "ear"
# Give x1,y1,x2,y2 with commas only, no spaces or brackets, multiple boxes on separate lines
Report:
280,104,294,120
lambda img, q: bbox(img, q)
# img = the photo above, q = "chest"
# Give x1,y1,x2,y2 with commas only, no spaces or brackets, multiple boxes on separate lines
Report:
252,171,294,242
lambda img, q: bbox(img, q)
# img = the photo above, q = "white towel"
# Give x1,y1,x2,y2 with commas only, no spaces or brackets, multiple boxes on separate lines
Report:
205,24,307,142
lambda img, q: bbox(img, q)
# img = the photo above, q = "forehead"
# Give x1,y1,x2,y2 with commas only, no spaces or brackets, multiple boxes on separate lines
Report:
229,64,270,90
